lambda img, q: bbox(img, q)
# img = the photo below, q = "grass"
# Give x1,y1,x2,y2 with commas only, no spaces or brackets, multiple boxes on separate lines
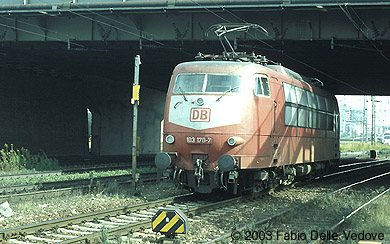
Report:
339,189,390,242
0,144,59,174
340,142,390,157
248,187,389,243
340,142,390,153
0,143,156,186
0,168,156,186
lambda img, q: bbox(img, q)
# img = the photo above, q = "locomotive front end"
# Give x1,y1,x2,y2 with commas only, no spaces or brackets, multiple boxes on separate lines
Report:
155,61,248,194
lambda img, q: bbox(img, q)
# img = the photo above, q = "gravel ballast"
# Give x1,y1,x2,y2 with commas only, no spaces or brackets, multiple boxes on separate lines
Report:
1,180,388,244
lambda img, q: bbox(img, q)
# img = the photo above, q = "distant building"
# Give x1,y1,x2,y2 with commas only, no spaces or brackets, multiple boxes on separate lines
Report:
336,95,390,141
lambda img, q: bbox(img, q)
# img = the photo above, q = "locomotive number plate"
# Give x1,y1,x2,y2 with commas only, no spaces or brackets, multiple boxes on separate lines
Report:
186,136,212,144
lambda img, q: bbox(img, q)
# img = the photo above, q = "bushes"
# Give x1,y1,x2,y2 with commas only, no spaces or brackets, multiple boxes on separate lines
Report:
0,144,58,173
340,142,390,156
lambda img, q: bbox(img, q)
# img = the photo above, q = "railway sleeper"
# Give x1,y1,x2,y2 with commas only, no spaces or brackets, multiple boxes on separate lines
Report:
58,227,92,235
129,212,153,218
25,235,57,243
70,224,100,232
108,217,134,224
97,219,125,226
7,240,35,244
117,214,144,222
84,222,118,229
43,231,77,239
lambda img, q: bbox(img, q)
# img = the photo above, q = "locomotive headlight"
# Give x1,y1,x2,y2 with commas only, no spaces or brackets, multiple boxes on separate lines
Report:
165,135,175,144
227,136,245,146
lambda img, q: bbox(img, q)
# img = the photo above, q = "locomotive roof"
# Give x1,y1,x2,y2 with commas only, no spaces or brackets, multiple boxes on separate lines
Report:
174,60,334,99
176,60,259,68
188,51,324,89
175,60,322,88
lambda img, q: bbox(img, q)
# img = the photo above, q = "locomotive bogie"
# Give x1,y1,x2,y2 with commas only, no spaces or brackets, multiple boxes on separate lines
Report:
155,58,340,194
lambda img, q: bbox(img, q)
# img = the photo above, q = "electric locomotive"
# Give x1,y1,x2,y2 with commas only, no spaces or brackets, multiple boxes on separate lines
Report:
155,51,340,194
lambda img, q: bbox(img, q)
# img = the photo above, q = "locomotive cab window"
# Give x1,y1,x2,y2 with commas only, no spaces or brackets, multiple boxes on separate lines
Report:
255,77,270,96
173,73,241,94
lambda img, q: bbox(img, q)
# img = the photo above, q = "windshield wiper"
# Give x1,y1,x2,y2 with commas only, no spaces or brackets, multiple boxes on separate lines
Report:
216,86,239,102
178,86,188,101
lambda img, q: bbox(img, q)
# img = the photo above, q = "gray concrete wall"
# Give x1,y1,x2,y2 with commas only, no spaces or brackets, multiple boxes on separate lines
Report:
86,74,166,155
0,69,87,155
0,68,166,156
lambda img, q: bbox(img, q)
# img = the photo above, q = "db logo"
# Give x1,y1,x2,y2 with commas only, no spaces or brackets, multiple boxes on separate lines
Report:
190,108,211,122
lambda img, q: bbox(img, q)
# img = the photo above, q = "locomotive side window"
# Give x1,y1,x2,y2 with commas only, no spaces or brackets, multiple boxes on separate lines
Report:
325,98,334,113
298,108,309,127
262,78,270,96
296,87,308,106
309,110,318,128
318,112,327,129
283,82,337,131
255,78,263,95
255,77,270,96
327,114,334,130
285,105,298,126
307,92,318,109
173,73,241,94
283,83,296,103
316,95,327,111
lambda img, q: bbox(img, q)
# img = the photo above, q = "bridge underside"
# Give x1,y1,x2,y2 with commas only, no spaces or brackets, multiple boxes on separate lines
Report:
1,39,389,95
0,4,390,95
0,3,389,156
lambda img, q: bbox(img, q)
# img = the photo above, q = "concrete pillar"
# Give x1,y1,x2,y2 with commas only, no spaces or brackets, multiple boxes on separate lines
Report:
138,87,166,154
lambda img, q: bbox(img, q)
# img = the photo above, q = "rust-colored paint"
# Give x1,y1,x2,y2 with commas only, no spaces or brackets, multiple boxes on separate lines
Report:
162,61,339,172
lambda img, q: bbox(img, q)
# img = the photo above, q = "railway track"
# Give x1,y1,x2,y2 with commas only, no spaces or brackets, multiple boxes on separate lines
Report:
0,172,159,202
60,161,156,174
0,162,155,183
0,154,370,184
205,163,390,243
52,154,156,169
1,159,388,243
312,159,390,183
0,193,258,243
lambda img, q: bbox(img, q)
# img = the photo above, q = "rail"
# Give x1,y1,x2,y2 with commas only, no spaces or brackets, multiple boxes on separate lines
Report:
205,169,390,243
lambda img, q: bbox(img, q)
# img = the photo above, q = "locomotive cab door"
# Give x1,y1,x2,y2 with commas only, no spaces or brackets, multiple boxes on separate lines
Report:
269,76,282,164
254,74,275,165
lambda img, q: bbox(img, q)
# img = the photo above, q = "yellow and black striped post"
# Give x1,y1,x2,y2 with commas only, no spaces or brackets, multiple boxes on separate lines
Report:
152,208,188,235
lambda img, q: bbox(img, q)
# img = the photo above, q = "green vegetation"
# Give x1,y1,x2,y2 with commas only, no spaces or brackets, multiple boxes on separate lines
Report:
0,144,59,173
0,168,156,186
241,187,389,244
337,189,390,243
340,142,390,156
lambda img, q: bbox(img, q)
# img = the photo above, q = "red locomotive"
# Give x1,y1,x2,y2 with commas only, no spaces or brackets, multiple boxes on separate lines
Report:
154,51,340,194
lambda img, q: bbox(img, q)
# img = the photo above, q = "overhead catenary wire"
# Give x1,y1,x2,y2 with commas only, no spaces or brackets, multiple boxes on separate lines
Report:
0,22,88,50
34,0,193,56
337,1,390,63
0,14,91,50
0,0,380,94
67,9,193,55
0,15,76,40
190,0,369,94
206,1,366,93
